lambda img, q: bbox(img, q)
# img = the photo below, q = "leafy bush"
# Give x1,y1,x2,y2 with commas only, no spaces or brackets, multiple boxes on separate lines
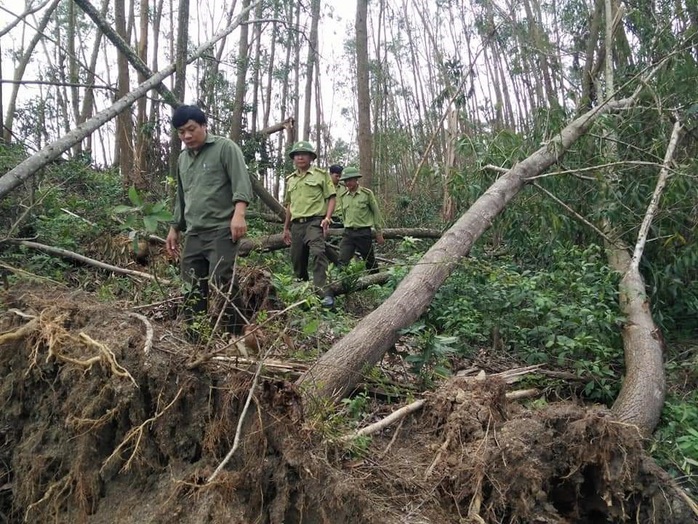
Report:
651,392,698,494
424,244,625,402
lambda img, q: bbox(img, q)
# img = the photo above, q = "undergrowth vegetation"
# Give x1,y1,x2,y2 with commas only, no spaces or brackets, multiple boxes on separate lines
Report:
0,142,696,495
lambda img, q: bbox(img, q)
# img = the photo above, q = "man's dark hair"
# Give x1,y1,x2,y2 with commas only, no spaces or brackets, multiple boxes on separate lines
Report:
329,164,344,175
172,105,207,128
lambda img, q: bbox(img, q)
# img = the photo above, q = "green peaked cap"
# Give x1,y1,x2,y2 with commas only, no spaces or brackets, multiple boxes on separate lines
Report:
339,166,362,181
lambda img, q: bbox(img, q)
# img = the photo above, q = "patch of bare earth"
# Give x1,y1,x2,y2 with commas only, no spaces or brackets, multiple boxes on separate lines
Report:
0,284,696,523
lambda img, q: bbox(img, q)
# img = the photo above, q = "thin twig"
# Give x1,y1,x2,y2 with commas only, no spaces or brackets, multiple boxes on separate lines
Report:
186,299,307,369
531,182,618,246
0,262,68,287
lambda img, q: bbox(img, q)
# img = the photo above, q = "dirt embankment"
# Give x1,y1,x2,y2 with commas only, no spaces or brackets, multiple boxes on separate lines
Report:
0,285,695,523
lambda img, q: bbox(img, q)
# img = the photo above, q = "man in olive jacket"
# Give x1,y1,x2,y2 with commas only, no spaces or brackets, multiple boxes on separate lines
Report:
282,141,336,307
337,166,384,273
165,105,253,336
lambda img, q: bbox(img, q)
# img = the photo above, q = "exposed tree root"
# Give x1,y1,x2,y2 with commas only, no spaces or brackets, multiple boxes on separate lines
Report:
126,311,153,354
101,388,183,473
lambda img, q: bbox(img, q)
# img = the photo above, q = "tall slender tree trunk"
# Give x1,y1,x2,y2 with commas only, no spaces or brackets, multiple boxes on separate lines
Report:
115,0,137,187
78,0,110,158
67,0,81,156
168,0,189,179
134,0,150,187
302,0,320,141
356,0,373,187
230,0,250,142
250,0,263,135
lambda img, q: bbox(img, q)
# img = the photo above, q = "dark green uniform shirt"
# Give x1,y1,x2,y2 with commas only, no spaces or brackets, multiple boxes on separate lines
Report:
284,166,336,220
339,186,384,233
172,134,252,233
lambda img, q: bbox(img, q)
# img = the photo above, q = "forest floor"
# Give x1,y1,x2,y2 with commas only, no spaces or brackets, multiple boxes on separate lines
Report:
1,281,697,524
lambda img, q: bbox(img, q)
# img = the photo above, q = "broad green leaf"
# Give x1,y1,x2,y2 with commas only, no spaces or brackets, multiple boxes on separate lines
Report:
128,185,142,207
143,215,158,233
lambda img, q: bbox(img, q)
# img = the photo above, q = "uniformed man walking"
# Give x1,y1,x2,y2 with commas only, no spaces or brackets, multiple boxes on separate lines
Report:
337,167,384,273
165,105,253,336
282,141,337,307
325,164,345,265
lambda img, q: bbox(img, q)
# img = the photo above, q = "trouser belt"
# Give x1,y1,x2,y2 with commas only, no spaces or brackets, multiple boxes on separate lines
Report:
292,216,322,224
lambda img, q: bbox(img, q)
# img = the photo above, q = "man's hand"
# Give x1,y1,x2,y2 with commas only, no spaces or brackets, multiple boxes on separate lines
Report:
321,217,331,236
376,232,385,245
230,214,247,241
166,227,180,258
282,228,291,246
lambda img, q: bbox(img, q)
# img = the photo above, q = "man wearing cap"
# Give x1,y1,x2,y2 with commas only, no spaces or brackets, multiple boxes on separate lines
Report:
337,166,384,273
325,164,345,265
282,141,337,307
165,105,253,337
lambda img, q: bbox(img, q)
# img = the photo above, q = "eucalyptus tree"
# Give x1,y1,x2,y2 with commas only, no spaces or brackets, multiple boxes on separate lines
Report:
302,0,320,144
2,0,60,144
355,0,373,187
230,0,250,142
0,1,261,199
167,0,190,179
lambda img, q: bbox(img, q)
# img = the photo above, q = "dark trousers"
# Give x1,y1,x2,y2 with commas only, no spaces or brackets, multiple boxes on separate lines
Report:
290,217,331,294
180,227,245,334
325,220,343,265
338,227,377,273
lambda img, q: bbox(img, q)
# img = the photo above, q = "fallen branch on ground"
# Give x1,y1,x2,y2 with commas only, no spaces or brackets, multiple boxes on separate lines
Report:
338,399,426,442
10,239,170,283
339,387,543,443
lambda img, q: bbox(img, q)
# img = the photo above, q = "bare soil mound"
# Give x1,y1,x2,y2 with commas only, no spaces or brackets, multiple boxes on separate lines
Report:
0,284,695,523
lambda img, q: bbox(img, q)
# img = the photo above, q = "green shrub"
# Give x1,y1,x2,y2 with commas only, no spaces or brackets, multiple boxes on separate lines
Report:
424,244,625,402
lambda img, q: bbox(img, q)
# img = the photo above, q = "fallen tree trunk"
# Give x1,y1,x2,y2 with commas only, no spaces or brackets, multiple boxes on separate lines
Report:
234,228,441,256
608,120,681,435
297,96,636,403
73,0,180,107
328,272,390,296
249,175,286,220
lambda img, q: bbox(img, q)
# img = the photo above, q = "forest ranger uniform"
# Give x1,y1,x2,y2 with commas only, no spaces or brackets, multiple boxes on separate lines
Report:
283,141,337,306
337,166,384,273
325,164,345,265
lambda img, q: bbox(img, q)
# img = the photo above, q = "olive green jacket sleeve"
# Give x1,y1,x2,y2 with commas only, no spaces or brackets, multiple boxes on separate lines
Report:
221,140,253,205
368,190,384,233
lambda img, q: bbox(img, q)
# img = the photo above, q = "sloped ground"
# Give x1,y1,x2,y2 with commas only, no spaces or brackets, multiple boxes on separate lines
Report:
0,284,695,523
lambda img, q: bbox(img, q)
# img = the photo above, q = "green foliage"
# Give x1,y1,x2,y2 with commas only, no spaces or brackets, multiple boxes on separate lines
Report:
651,391,698,493
423,244,625,402
400,324,458,383
22,160,124,250
112,185,173,235
340,391,371,422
